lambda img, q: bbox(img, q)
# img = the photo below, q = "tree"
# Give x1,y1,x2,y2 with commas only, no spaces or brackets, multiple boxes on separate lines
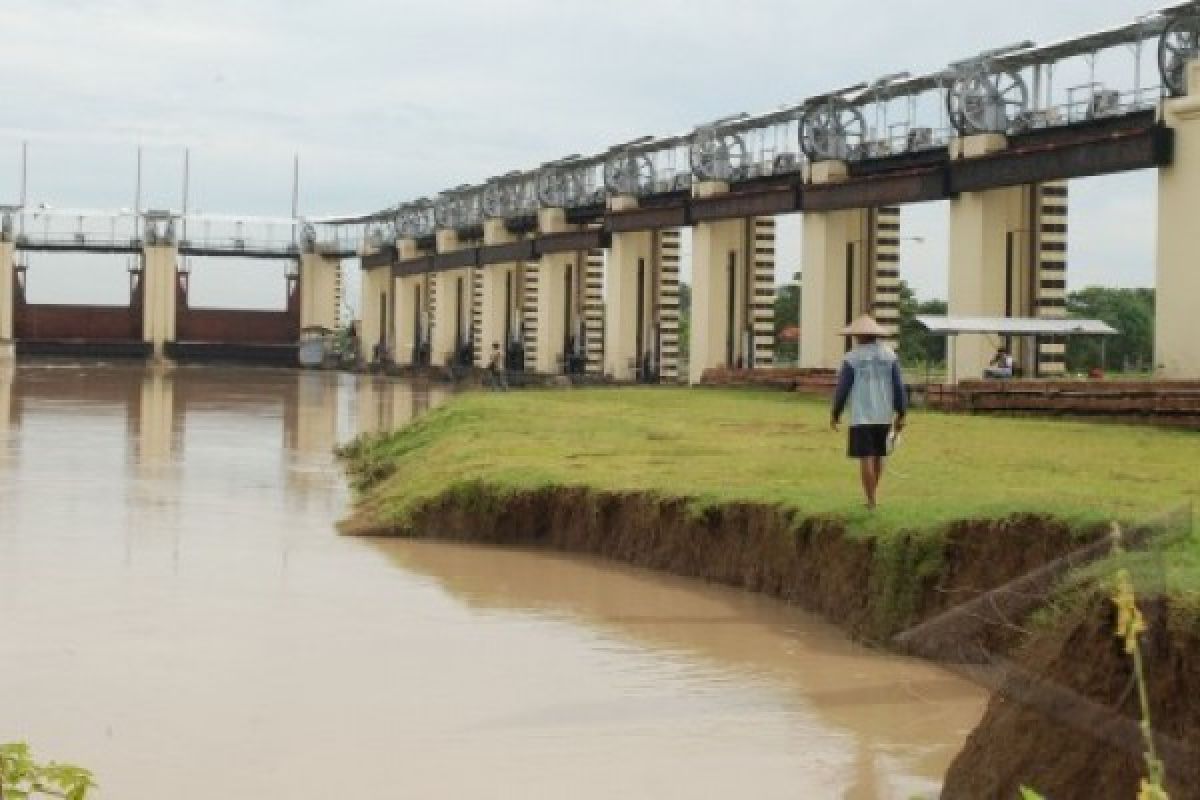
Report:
677,282,692,360
1065,287,1154,373
773,283,800,363
896,281,947,366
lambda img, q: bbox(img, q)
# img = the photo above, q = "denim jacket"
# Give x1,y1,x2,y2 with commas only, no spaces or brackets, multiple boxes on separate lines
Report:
831,342,907,427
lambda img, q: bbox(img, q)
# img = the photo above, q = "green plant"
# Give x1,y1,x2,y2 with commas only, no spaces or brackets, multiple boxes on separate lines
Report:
1111,559,1170,800
0,742,95,800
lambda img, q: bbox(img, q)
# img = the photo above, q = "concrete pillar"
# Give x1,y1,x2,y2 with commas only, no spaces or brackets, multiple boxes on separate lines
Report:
298,252,342,332
946,134,1055,380
480,220,521,368
1156,61,1200,379
689,182,775,383
800,162,894,370
430,229,462,367
534,209,575,375
393,273,424,367
521,259,540,373
142,244,178,358
0,239,14,361
604,197,654,381
691,184,743,383
358,264,392,363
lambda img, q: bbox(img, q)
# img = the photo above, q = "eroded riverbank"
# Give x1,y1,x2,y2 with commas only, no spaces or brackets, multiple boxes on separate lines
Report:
340,388,1200,797
1,363,992,799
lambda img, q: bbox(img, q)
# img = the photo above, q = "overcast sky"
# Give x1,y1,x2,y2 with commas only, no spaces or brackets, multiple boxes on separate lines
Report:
0,0,1164,309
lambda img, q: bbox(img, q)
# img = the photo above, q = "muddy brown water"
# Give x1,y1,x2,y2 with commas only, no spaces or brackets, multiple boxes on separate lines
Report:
0,363,988,799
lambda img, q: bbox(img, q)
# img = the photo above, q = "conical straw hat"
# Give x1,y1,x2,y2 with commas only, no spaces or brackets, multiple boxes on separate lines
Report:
841,315,888,336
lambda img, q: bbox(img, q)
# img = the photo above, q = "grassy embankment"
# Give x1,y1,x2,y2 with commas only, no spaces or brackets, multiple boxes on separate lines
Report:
343,387,1199,597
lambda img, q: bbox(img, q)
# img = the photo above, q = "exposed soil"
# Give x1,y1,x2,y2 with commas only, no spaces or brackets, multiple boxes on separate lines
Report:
346,485,1098,645
943,596,1200,799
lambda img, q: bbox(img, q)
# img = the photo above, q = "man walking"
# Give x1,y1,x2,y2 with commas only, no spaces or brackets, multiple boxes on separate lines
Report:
830,316,907,510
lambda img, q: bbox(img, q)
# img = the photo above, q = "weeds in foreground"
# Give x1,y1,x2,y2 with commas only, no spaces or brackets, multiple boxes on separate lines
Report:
1019,523,1172,800
0,742,95,799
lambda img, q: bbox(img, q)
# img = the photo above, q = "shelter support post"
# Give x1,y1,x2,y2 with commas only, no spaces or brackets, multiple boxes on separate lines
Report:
1156,61,1200,379
142,243,179,359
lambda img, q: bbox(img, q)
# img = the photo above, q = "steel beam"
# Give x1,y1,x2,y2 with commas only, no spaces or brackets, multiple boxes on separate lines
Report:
360,247,396,270
606,204,688,233
478,239,535,266
802,169,947,211
433,247,479,270
394,255,434,277
536,230,611,255
949,126,1173,194
689,187,799,222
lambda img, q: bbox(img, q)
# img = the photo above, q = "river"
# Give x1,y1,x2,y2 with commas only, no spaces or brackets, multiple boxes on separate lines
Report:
0,363,987,799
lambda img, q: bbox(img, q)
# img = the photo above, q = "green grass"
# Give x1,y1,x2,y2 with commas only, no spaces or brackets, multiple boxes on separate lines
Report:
343,386,1200,601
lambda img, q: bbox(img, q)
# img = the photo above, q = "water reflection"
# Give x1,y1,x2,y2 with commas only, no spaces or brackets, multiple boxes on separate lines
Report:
0,362,983,800
375,539,986,799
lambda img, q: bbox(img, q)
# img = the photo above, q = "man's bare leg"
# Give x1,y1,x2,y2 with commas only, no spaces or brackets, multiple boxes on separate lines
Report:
859,458,878,510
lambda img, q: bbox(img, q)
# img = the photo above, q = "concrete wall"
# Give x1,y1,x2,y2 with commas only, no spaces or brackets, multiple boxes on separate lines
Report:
1156,61,1200,379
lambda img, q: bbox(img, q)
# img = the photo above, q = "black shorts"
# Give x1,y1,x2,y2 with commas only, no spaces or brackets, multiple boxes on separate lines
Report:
848,424,891,459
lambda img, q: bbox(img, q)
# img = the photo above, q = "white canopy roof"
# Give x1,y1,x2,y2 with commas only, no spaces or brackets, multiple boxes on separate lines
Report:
916,316,1119,336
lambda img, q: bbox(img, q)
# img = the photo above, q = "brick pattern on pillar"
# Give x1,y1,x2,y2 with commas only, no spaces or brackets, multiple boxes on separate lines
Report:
657,229,681,382
873,207,902,341
752,217,776,368
470,268,483,365
1037,181,1068,375
523,262,539,373
585,249,605,375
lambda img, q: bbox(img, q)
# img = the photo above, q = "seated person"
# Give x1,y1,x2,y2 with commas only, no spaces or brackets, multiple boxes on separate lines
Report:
983,347,1015,379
